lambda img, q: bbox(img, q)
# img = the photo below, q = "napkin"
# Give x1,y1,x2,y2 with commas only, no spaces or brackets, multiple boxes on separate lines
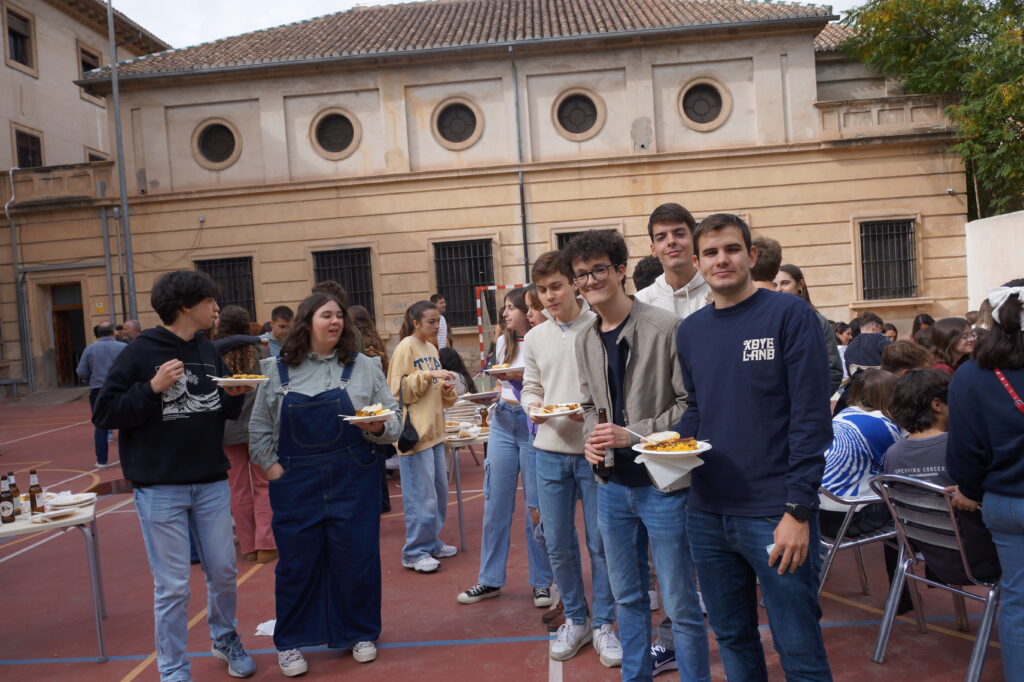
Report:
255,619,276,636
633,453,705,493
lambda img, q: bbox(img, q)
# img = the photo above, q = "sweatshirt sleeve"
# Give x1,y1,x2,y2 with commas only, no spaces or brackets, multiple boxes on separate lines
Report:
946,372,990,502
782,306,833,507
521,333,543,407
386,340,434,404
673,325,701,438
92,347,163,430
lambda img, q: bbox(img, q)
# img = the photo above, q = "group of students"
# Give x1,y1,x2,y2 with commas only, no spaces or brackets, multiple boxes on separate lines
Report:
88,201,1024,682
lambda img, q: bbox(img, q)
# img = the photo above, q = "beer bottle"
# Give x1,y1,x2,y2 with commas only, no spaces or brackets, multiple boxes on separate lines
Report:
592,407,615,481
7,472,20,516
29,470,44,515
0,476,14,524
478,406,489,428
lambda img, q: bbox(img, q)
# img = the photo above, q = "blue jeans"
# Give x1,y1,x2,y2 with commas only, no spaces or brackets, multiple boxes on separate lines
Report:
686,507,832,682
982,492,1024,681
88,388,108,464
478,401,553,588
536,448,614,626
134,480,238,682
398,442,448,564
598,481,709,682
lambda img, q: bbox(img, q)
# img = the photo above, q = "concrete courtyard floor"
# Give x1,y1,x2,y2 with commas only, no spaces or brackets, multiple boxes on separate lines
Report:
0,396,1006,681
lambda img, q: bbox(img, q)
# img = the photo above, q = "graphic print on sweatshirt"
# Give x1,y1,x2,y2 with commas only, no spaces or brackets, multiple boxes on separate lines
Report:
160,363,221,420
413,356,442,372
742,337,776,362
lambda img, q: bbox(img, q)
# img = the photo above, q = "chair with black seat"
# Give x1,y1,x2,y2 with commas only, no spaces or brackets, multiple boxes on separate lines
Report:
817,487,897,597
869,474,1001,682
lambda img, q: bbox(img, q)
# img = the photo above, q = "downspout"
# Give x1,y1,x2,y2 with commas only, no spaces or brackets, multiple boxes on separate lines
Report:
5,167,34,393
100,206,117,322
509,46,530,282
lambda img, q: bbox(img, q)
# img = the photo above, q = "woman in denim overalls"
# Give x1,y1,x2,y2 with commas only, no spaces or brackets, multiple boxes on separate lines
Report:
249,293,401,677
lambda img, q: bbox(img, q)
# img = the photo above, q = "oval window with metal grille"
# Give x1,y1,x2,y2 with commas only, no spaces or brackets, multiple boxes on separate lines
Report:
682,84,723,124
315,113,355,153
437,103,476,144
198,123,235,164
557,95,598,135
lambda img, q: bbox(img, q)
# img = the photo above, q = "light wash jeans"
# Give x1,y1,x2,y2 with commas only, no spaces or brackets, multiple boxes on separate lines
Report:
686,507,831,682
982,492,1024,681
134,480,239,682
478,401,553,588
598,480,709,682
398,442,448,564
536,447,615,626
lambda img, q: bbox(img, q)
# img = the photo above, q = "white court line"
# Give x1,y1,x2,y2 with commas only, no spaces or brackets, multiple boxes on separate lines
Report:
0,419,91,447
0,496,135,564
548,585,563,682
49,459,122,490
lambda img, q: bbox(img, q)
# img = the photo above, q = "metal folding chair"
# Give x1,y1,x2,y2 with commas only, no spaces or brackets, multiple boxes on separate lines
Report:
817,487,896,597
869,474,1001,681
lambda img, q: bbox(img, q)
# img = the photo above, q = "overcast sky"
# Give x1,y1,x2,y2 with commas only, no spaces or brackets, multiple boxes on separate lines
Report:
114,0,866,49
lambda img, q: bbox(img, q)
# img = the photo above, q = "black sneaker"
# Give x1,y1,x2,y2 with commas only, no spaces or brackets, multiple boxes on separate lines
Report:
651,643,678,677
457,583,501,604
533,587,553,607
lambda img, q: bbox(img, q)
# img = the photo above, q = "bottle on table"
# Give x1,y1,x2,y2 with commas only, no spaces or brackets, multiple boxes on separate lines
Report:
0,476,15,524
478,406,489,428
29,470,45,515
7,472,21,516
592,407,615,481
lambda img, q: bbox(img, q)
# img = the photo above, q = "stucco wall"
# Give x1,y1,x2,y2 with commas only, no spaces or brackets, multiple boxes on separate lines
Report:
966,210,1024,309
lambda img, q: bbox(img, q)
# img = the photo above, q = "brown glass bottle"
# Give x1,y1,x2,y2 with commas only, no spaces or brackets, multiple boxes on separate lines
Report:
7,472,20,516
478,406,489,428
29,470,44,515
0,476,14,524
592,407,615,481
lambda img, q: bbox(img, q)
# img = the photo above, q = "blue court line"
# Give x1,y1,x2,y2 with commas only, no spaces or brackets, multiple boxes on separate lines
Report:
0,616,981,666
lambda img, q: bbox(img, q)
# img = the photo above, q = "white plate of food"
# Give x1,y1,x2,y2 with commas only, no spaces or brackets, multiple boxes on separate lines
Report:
631,432,712,458
530,403,583,418
31,506,88,523
47,492,98,508
457,390,500,405
343,404,396,423
484,365,525,376
208,374,269,387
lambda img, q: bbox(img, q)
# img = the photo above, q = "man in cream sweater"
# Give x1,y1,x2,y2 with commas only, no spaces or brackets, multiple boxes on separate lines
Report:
522,251,621,668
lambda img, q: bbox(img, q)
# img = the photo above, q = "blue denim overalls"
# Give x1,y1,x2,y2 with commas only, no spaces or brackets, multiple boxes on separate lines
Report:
269,357,382,651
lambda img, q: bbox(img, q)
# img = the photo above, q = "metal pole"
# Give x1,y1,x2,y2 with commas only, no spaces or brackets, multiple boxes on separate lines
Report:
509,47,530,282
5,167,34,394
100,206,117,322
106,0,137,320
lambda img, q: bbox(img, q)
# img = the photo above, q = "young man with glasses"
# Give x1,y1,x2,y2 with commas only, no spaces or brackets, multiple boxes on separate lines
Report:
521,250,621,668
674,214,833,680
566,230,710,682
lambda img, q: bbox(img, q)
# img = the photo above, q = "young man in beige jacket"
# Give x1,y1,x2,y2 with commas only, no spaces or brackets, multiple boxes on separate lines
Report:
521,251,621,668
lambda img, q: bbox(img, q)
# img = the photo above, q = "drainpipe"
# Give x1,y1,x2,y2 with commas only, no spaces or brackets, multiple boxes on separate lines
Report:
107,0,138,320
4,167,34,394
509,46,530,282
100,206,117,323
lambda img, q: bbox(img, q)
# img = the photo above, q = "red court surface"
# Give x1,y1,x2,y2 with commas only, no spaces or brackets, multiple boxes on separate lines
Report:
0,396,1006,681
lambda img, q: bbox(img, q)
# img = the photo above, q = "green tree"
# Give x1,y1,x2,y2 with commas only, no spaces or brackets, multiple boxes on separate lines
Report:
844,0,1024,215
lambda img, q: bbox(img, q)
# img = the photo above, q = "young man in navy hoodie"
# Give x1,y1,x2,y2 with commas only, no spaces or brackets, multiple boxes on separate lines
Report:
94,270,256,681
674,214,833,680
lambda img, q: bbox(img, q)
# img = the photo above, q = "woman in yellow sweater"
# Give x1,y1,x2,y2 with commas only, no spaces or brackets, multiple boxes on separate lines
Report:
387,300,458,573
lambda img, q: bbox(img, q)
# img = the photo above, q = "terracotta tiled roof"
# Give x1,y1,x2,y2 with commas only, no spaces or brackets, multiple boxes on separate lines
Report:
45,0,170,56
813,22,853,51
82,0,833,81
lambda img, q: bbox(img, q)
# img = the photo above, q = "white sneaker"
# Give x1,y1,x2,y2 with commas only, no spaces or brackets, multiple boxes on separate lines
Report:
402,555,440,573
593,624,622,668
277,648,308,677
549,618,592,661
352,641,376,663
432,544,458,558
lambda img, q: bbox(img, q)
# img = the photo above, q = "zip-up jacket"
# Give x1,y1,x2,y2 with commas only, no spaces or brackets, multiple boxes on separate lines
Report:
521,299,596,454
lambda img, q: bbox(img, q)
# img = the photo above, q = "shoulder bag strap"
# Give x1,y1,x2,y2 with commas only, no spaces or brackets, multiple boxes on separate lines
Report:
994,369,1024,415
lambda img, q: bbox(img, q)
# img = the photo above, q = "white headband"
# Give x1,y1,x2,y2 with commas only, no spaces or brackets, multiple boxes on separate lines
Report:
988,286,1024,328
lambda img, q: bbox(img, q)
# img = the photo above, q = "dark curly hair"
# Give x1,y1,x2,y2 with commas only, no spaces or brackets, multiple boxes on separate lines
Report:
889,369,950,434
151,270,219,325
632,255,663,291
279,293,359,367
930,317,971,369
561,229,628,269
974,277,1024,370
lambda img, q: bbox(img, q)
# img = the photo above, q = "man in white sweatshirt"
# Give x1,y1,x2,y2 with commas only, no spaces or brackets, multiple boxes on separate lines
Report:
636,202,709,677
635,202,711,317
522,251,621,669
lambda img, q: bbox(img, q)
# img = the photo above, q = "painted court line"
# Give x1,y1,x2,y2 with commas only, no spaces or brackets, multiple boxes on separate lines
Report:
0,497,134,562
0,419,91,447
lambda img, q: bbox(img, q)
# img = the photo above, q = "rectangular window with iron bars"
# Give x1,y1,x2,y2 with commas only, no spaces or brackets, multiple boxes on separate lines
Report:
434,239,495,328
195,257,256,320
312,248,375,317
860,219,918,300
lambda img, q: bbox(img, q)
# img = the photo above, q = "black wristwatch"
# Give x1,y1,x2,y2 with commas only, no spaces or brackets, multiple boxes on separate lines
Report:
784,503,811,523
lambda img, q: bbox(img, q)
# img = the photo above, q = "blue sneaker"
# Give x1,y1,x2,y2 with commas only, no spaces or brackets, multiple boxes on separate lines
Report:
211,632,256,678
651,643,678,677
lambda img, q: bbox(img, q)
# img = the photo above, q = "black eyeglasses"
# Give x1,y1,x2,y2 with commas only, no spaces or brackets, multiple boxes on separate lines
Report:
572,263,619,286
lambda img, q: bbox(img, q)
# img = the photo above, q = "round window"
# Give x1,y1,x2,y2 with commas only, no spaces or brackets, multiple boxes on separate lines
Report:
682,84,723,124
315,113,355,153
437,103,477,144
557,94,598,135
198,123,236,164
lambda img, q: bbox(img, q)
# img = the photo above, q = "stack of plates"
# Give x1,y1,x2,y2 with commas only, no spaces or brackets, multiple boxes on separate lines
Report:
30,492,97,523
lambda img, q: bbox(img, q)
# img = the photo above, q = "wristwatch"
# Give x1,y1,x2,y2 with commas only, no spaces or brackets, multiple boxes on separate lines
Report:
784,503,811,523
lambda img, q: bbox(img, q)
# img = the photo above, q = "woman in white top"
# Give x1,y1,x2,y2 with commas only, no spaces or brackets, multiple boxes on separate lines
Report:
457,288,553,607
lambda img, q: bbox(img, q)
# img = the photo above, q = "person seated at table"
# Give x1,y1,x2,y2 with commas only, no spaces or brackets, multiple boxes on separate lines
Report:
249,292,401,676
439,347,476,396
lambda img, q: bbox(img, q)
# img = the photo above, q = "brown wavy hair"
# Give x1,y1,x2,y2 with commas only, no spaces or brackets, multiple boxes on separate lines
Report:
350,304,388,375
930,317,971,369
215,305,260,375
279,293,359,367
